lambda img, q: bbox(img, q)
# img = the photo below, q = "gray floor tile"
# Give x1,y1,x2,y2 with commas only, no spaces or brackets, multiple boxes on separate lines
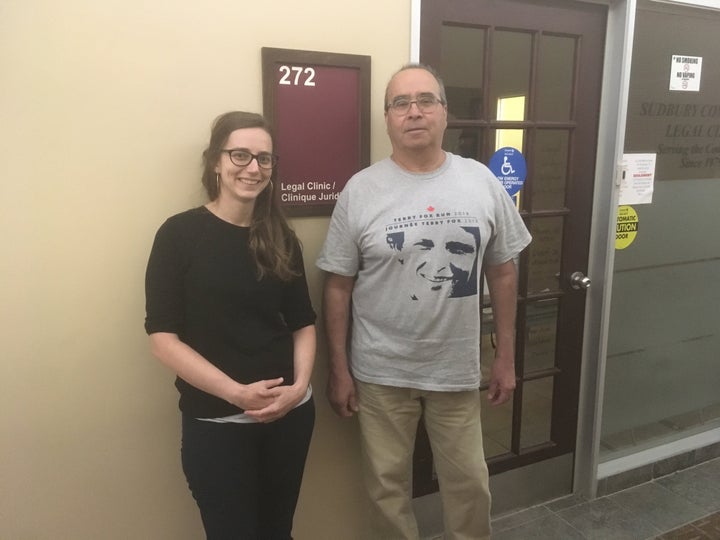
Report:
557,497,661,540
607,482,708,532
656,466,720,512
492,505,553,533
694,456,720,479
492,514,585,540
486,457,720,540
545,493,588,512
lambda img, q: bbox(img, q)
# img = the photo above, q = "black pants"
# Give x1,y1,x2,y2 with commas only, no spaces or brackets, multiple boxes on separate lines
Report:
181,398,315,540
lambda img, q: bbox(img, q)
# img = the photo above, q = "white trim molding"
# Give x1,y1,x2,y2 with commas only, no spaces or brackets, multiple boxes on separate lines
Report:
598,428,720,479
650,0,720,10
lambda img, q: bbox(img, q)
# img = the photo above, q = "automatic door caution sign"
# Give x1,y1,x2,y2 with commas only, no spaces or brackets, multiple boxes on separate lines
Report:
616,205,638,250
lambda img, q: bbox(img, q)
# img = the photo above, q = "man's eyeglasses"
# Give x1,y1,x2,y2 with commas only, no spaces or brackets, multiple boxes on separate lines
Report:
385,95,445,115
221,149,278,169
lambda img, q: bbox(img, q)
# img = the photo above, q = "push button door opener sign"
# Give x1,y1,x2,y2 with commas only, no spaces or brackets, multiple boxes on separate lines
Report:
489,147,527,197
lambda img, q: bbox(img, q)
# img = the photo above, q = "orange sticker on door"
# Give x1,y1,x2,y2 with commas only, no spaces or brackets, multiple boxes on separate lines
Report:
616,205,638,249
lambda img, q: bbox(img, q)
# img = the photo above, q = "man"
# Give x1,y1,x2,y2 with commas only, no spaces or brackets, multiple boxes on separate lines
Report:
316,64,531,540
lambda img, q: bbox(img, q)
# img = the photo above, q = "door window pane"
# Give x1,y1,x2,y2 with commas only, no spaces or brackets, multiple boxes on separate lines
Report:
497,95,526,121
480,388,513,458
525,300,559,373
495,128,524,154
490,30,531,120
532,130,569,210
528,217,563,294
441,25,485,120
521,377,554,449
536,35,576,121
480,315,513,457
443,127,483,159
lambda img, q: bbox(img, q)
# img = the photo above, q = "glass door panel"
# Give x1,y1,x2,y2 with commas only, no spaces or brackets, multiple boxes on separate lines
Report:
536,34,577,121
528,217,564,294
490,30,532,120
441,25,485,120
481,389,513,458
495,127,524,154
443,127,483,159
532,130,570,210
525,299,560,373
521,377,555,448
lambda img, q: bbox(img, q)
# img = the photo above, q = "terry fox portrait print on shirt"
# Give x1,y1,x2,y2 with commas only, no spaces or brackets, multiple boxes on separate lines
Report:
386,206,481,301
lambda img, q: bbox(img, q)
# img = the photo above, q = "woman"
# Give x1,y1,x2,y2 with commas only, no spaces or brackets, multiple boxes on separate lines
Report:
144,111,316,539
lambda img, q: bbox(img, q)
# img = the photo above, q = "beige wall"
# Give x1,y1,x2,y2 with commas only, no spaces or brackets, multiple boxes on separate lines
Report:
0,1,410,538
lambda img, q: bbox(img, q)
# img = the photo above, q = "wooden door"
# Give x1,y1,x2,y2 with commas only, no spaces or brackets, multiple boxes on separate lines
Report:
414,0,607,497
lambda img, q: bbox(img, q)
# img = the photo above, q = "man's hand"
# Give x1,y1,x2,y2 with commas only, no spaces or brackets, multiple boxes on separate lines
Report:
326,366,358,417
487,355,516,406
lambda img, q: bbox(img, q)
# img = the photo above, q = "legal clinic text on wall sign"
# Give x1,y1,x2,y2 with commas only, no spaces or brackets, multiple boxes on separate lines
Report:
262,48,370,217
637,101,720,179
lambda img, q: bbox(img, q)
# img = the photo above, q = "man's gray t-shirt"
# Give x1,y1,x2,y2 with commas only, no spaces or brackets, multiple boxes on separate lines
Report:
316,153,532,391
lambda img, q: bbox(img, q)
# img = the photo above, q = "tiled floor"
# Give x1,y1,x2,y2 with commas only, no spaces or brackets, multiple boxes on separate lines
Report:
490,457,720,539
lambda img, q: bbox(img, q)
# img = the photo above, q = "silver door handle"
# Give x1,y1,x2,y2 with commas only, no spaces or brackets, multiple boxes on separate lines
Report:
570,271,591,290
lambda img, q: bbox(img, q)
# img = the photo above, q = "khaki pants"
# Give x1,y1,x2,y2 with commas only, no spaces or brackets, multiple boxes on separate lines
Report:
356,381,491,540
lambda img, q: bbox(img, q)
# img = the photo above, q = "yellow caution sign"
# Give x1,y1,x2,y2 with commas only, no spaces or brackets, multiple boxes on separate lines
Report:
616,205,638,250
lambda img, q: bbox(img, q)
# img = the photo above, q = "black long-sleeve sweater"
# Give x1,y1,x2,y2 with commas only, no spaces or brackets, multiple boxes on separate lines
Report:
145,206,316,417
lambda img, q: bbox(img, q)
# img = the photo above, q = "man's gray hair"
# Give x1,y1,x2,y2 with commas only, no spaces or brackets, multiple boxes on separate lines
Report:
384,63,447,107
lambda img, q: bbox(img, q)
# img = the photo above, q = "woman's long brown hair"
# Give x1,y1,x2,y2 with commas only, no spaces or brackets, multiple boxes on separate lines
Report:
201,111,300,282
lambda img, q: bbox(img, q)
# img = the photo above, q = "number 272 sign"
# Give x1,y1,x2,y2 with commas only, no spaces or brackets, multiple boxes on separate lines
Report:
262,48,371,217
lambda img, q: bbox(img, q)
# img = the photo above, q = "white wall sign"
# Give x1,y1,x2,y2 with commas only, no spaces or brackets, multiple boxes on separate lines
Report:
619,153,656,205
669,55,702,92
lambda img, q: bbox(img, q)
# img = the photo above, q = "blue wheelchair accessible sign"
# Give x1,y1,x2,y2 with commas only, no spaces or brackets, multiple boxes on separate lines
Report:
489,147,527,197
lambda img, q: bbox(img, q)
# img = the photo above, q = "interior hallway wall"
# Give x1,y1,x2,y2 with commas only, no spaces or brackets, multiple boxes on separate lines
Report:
0,1,410,538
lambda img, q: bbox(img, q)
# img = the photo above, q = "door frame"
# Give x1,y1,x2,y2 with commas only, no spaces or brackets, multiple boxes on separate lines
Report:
409,0,636,501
